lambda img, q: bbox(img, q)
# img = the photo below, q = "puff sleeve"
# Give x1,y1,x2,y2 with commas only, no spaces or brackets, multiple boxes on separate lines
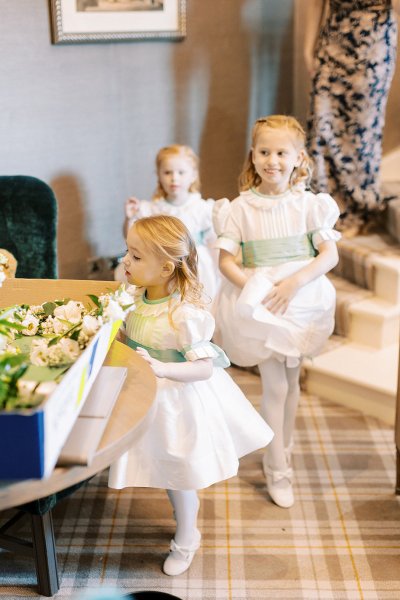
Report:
213,198,242,255
306,193,342,248
175,304,230,368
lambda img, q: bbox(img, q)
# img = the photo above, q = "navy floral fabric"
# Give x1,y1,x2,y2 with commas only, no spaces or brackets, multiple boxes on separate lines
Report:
307,0,397,220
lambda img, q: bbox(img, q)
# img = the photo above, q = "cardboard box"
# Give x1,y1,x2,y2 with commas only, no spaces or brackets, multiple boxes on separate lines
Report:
0,278,121,479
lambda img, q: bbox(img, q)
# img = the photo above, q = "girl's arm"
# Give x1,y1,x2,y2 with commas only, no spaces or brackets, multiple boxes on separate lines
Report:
123,197,141,237
264,240,339,314
219,249,248,289
136,347,213,382
303,0,328,74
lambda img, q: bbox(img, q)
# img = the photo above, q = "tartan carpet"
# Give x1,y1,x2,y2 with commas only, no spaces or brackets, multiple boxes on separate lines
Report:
1,367,399,600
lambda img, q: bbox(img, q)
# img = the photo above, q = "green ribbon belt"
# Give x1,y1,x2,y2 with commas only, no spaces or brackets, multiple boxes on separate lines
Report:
242,233,317,267
127,338,186,363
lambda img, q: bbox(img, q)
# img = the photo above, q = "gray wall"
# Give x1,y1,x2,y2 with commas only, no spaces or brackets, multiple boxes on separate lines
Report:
0,0,294,278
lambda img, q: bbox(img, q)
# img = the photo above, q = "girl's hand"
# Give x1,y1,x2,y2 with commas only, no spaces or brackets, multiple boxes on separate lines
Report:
262,276,300,315
125,197,140,219
136,347,169,378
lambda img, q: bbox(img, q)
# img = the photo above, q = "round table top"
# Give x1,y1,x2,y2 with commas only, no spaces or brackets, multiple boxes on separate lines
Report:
0,340,156,511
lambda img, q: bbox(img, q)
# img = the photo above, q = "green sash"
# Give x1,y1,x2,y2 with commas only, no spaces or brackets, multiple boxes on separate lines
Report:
242,233,316,267
127,338,186,363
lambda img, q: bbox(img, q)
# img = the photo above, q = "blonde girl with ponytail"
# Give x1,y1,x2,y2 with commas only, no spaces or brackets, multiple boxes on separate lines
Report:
109,215,273,577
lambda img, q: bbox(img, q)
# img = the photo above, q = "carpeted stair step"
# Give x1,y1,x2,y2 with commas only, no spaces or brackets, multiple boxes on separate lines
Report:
303,341,398,425
347,296,400,348
333,233,400,300
329,273,373,337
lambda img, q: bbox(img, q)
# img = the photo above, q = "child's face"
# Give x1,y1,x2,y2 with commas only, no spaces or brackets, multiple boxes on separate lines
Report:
158,154,197,202
123,226,171,293
252,127,304,195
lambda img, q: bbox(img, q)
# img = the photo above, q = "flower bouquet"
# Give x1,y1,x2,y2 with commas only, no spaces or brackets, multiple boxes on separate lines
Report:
0,278,134,479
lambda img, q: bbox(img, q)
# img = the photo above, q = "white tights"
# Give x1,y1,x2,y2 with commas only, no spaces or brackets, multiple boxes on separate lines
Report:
167,489,199,547
258,358,301,472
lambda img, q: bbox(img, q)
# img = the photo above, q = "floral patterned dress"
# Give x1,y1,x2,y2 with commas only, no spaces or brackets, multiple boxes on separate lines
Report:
307,0,397,222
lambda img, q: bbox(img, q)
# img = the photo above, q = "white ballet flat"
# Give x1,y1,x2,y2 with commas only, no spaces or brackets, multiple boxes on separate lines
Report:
162,529,201,576
263,455,294,508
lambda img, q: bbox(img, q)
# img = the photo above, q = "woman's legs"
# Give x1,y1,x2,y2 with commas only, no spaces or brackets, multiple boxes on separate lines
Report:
164,489,201,575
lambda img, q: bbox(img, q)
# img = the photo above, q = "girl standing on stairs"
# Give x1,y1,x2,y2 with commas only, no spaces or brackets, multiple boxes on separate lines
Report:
109,215,273,576
213,115,341,508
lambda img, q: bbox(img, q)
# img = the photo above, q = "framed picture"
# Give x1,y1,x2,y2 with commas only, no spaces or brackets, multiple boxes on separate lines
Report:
50,0,186,44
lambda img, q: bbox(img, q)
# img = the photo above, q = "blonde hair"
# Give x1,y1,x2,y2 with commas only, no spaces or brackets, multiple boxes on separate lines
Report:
153,144,201,200
239,115,313,192
133,215,204,316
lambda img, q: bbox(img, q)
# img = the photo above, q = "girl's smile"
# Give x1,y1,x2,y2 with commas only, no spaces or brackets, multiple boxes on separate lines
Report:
252,128,304,195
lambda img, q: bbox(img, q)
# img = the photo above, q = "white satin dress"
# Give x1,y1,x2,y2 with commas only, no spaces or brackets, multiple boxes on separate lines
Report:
213,188,341,368
108,288,273,491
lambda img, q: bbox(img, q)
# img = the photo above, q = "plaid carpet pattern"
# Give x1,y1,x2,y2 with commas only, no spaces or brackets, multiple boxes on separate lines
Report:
1,367,399,600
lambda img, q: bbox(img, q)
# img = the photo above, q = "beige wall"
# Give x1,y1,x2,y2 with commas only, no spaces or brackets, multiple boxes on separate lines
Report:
0,0,294,278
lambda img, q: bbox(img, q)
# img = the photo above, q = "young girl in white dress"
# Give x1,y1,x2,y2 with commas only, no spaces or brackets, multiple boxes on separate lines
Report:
115,144,219,308
213,115,340,509
108,215,273,576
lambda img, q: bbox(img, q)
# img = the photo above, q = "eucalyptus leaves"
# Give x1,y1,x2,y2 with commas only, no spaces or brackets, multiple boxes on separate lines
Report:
0,286,134,410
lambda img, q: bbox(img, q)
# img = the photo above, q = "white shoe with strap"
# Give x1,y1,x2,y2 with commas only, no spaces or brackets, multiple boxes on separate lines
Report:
163,528,201,576
263,454,294,508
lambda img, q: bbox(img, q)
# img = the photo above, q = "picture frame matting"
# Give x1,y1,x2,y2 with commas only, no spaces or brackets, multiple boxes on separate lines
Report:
50,0,186,44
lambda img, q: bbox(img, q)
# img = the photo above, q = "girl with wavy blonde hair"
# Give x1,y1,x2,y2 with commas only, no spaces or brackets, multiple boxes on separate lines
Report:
239,115,313,192
213,114,340,509
109,214,273,577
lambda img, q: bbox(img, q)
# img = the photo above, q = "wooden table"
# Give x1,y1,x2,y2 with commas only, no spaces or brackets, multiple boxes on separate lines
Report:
0,341,156,596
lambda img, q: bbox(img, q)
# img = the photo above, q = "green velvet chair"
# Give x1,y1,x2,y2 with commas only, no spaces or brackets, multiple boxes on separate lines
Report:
0,174,62,596
0,175,58,278
0,177,102,596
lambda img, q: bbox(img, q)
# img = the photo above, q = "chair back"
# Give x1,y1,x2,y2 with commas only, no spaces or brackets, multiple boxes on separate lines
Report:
0,175,58,278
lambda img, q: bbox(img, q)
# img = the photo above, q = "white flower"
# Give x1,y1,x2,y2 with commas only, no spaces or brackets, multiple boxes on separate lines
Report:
115,286,135,310
101,298,125,322
81,315,102,337
30,337,81,367
53,301,84,324
52,317,71,335
30,339,50,367
17,380,38,402
21,314,40,336
57,338,80,363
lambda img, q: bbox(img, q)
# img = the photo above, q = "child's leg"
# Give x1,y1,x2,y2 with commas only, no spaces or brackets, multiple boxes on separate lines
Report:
258,358,294,508
166,489,200,546
163,489,201,576
283,364,301,455
258,357,288,472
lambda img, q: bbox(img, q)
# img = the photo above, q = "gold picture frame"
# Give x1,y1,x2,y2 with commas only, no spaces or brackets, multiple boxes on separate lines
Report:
50,0,186,44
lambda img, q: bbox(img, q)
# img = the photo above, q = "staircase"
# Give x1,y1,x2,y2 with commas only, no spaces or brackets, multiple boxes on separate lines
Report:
303,173,400,426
